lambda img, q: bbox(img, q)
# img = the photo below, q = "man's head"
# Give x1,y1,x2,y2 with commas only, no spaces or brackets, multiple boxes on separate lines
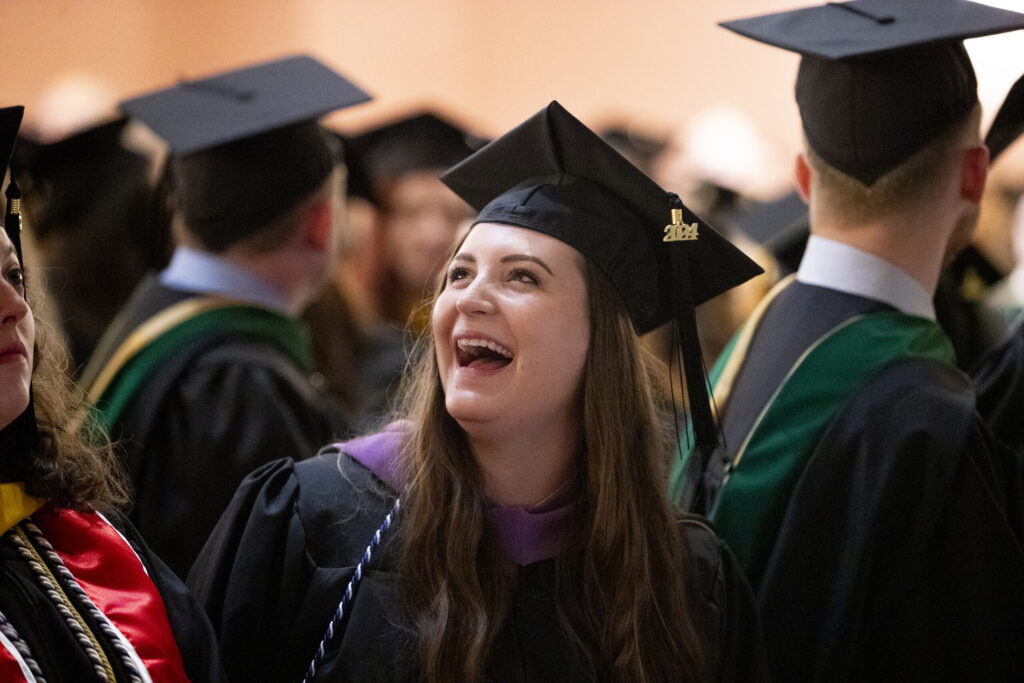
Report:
723,1,1024,261
122,55,369,254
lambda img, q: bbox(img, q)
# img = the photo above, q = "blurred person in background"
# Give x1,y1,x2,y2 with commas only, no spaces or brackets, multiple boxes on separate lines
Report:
79,55,368,578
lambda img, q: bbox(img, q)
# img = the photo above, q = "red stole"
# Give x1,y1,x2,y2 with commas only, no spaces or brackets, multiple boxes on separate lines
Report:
0,506,190,681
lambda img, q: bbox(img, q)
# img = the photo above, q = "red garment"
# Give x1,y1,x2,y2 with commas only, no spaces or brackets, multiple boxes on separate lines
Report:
0,506,190,682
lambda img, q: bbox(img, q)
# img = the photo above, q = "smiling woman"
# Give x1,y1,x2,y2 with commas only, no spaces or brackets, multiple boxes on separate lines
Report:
189,101,768,682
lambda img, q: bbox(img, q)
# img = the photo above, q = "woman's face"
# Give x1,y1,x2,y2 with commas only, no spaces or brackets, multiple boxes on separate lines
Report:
0,230,33,431
433,223,590,438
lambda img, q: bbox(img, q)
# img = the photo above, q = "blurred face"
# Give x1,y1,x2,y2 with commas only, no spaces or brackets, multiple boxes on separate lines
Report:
433,223,590,439
382,170,474,296
0,231,34,431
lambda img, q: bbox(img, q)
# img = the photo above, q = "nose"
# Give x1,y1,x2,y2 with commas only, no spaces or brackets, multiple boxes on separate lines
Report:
454,278,496,316
1,280,29,326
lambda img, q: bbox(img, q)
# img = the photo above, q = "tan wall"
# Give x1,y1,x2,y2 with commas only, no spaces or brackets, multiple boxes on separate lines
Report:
4,0,1024,189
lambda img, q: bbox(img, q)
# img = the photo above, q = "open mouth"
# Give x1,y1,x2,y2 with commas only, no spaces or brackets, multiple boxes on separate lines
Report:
456,338,513,369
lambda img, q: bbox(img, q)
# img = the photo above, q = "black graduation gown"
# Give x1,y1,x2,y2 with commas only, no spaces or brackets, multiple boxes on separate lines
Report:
757,357,1024,682
188,450,768,682
85,276,349,578
0,506,227,682
681,281,1024,681
972,320,1024,464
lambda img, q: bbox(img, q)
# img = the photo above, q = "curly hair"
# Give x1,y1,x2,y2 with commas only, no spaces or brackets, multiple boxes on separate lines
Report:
0,287,129,511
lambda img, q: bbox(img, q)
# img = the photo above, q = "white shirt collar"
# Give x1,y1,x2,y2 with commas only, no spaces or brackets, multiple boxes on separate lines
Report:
797,235,935,320
159,246,290,314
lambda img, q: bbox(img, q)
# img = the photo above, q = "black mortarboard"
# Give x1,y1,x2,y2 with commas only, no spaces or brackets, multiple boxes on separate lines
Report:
986,73,1024,163
120,55,371,250
2,106,26,268
721,0,1024,186
441,101,764,456
13,117,149,239
344,112,486,205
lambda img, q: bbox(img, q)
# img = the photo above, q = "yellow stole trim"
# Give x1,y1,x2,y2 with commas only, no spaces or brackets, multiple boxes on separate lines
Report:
84,296,249,405
0,482,44,535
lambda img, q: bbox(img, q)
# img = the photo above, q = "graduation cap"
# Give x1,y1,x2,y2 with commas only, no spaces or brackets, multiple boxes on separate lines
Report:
13,117,150,239
2,105,26,270
721,0,1024,186
120,55,371,250
441,101,764,457
343,111,486,205
986,72,1024,163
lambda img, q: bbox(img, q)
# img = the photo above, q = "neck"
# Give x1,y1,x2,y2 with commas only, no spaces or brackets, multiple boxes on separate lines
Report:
466,417,578,507
222,247,324,316
810,208,953,296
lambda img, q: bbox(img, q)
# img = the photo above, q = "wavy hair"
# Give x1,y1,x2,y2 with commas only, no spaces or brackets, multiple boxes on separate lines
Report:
395,248,704,681
0,289,128,510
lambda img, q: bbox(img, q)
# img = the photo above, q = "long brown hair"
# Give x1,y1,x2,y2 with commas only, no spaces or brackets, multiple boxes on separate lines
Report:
396,247,704,681
0,292,128,510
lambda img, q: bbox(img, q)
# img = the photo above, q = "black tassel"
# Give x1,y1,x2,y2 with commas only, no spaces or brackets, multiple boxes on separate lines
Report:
664,194,719,466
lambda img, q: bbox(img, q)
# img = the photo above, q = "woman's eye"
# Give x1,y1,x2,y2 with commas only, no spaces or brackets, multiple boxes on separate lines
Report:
447,266,470,284
5,267,24,291
509,267,539,286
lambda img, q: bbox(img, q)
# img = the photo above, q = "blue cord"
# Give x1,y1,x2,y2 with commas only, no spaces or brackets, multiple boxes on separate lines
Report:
303,497,401,683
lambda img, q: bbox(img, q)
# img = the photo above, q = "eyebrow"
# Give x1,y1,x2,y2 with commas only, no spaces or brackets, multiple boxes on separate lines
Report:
452,252,554,276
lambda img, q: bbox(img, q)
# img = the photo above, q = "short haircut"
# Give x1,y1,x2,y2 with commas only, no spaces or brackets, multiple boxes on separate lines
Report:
805,103,982,223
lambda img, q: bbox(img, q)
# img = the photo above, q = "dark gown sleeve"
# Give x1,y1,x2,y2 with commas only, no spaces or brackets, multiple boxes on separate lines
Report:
681,516,770,683
102,508,229,683
119,339,347,579
972,322,1024,466
187,451,404,683
757,357,1024,682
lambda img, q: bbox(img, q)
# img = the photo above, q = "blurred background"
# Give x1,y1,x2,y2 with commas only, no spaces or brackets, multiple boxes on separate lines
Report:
4,0,1024,384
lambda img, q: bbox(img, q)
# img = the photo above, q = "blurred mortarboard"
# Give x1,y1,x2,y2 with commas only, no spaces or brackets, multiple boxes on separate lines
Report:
441,101,764,456
599,125,667,176
120,55,371,250
986,72,1024,163
13,117,149,237
343,111,486,205
2,105,26,266
721,0,1024,186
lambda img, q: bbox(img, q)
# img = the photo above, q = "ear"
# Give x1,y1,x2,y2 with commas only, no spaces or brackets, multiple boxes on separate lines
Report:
960,145,989,204
794,154,812,203
303,197,333,250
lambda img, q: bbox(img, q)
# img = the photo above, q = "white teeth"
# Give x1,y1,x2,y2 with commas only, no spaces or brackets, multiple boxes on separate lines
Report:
457,337,512,359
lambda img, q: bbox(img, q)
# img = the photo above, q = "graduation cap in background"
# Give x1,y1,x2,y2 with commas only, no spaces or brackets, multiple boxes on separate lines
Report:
120,54,371,251
599,124,667,177
13,117,150,240
721,0,1024,186
343,112,487,206
441,101,764,460
986,72,1024,163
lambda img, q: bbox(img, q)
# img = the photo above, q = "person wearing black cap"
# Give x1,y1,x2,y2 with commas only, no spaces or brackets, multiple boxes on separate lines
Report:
14,117,163,372
0,105,227,682
188,101,767,682
972,71,1024,462
671,2,1024,680
302,112,483,426
79,55,370,578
